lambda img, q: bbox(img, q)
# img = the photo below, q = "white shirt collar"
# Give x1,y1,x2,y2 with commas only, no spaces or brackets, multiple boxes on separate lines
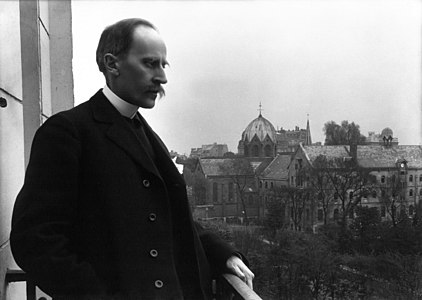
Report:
102,85,138,119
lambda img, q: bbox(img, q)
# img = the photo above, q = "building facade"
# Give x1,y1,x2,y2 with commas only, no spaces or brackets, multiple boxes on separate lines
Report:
190,143,229,158
283,143,422,231
0,1,73,299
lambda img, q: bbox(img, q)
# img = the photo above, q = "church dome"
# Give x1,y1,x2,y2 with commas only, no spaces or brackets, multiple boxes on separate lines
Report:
381,127,393,138
242,113,276,143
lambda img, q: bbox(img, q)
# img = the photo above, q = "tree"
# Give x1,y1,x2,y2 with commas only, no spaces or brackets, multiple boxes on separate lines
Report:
274,185,312,231
324,120,366,145
324,157,376,228
349,206,382,254
302,155,335,225
378,171,407,227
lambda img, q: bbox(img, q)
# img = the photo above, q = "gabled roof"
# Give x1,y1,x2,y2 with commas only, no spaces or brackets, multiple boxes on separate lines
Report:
357,145,422,169
296,144,422,170
199,157,271,177
300,145,350,164
260,154,292,181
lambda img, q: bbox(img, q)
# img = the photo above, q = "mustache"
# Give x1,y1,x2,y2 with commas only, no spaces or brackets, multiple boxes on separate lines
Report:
147,86,166,98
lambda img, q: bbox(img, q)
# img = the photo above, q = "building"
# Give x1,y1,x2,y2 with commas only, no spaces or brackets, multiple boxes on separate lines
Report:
0,1,73,299
276,118,312,153
190,157,272,222
238,109,312,158
285,143,422,231
366,127,399,146
190,143,229,158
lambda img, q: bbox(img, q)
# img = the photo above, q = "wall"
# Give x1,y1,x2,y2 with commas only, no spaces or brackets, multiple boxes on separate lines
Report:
0,1,73,299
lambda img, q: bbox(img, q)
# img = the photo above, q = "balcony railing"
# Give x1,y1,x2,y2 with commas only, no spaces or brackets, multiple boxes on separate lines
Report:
5,270,261,300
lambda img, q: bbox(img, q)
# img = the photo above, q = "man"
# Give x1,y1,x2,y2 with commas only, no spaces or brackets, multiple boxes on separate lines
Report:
10,18,253,299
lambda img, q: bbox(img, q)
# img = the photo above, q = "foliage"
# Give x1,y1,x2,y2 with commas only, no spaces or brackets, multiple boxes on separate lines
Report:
263,194,286,236
323,120,366,145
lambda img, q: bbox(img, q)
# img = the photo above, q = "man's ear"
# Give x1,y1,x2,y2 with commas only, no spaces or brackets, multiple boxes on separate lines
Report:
104,53,120,76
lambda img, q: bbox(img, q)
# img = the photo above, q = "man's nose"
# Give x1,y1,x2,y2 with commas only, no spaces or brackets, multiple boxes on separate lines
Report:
153,67,167,85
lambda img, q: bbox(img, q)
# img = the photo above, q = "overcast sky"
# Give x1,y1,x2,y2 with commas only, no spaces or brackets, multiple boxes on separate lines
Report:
72,0,422,155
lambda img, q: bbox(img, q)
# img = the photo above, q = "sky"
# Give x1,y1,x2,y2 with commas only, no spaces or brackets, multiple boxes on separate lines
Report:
72,0,422,155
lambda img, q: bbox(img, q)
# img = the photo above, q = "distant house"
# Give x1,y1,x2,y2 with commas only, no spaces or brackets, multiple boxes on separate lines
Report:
190,142,229,158
189,157,272,222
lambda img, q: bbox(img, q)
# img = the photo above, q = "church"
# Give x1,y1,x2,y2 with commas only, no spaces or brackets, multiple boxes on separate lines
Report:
188,107,313,222
237,107,312,158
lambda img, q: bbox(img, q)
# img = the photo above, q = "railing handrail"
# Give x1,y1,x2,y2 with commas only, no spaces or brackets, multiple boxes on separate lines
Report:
6,269,262,300
222,273,262,300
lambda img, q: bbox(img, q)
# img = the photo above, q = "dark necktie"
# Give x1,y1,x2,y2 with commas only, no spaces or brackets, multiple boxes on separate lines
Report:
124,115,156,162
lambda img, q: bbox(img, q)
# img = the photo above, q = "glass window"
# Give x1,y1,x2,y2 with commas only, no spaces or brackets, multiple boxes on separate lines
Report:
265,182,268,189
419,174,422,182
409,175,413,182
409,205,414,216
212,182,218,203
228,183,234,202
409,189,413,197
381,175,386,183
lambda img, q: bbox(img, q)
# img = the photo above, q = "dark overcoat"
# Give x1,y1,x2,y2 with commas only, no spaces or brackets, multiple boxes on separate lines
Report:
10,90,238,299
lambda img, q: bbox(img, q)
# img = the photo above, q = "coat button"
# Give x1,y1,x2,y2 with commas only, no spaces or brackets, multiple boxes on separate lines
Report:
154,280,163,289
149,213,157,221
142,179,150,188
150,249,158,258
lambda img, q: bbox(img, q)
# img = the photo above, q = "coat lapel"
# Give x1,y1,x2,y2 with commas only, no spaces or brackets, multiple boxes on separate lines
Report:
90,91,162,179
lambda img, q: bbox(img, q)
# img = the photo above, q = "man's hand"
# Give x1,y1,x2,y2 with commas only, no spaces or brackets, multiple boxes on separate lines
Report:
226,255,255,289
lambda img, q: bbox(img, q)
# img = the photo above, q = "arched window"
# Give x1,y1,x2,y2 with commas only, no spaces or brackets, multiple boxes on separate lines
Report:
212,182,218,203
252,145,259,157
409,175,413,182
381,175,386,183
264,144,272,157
265,182,268,189
270,182,274,189
409,205,414,216
409,189,413,197
228,183,234,202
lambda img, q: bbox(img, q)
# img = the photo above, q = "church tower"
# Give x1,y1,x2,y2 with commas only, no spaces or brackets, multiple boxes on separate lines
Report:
238,104,277,157
305,115,312,145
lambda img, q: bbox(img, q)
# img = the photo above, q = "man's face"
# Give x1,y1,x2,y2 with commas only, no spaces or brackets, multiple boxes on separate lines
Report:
112,25,168,108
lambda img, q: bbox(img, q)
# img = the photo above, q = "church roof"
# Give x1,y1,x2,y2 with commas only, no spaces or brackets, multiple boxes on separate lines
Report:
260,154,292,180
242,113,276,143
